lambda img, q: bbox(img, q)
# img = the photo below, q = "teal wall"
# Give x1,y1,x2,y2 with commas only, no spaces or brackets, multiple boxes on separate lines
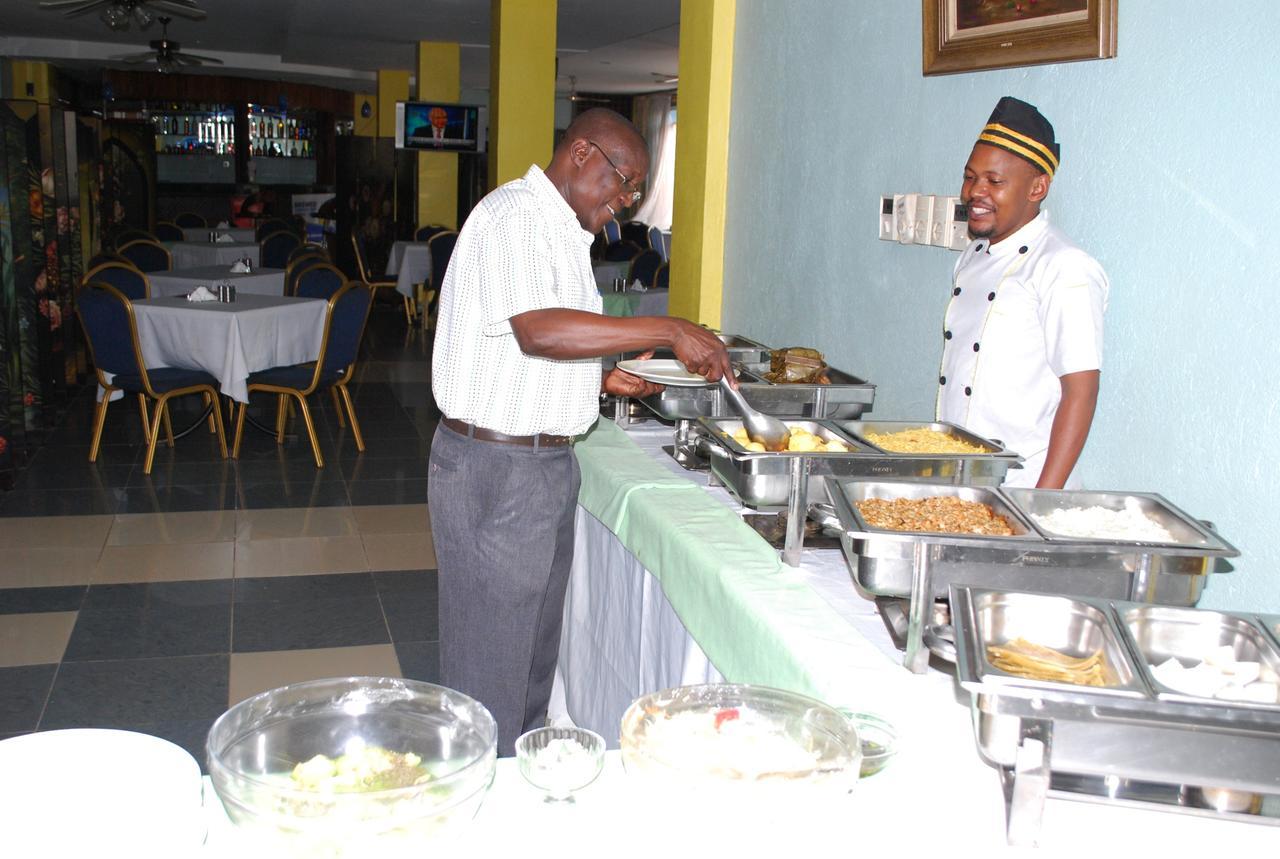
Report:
723,2,1279,612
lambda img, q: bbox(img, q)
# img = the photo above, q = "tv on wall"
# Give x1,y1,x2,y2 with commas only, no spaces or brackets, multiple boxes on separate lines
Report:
394,102,481,153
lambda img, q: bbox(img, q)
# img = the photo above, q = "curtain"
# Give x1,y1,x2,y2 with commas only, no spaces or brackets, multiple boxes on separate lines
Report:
632,94,675,231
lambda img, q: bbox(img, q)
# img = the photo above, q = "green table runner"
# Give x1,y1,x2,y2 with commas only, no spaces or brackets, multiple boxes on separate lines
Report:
574,419,891,705
600,292,640,317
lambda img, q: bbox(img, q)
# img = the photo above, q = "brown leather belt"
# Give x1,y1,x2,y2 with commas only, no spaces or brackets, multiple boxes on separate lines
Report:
441,417,573,448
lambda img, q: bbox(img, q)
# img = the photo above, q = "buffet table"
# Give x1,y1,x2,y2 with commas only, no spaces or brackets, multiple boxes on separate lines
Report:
549,418,1279,850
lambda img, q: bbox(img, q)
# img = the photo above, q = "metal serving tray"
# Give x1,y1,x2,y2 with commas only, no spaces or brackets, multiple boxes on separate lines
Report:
1003,488,1229,552
699,418,868,508
638,358,876,422
951,585,1280,845
826,479,1239,673
1121,605,1280,709
840,420,1003,455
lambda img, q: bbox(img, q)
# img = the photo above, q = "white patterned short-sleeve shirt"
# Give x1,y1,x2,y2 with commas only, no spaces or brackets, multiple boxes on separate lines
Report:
432,165,604,437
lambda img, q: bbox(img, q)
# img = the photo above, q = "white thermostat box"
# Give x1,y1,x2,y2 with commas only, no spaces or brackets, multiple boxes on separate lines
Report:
913,194,936,246
930,195,971,250
879,195,896,241
893,193,918,245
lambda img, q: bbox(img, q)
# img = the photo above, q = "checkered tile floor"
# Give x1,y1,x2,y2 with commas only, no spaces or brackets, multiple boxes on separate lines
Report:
0,307,441,770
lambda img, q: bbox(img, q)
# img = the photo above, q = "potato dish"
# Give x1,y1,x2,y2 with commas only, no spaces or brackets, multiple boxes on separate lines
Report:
730,426,851,453
855,496,1015,536
862,428,988,454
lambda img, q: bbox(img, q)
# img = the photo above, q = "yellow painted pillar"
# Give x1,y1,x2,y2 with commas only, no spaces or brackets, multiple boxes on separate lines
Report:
668,0,736,328
489,0,557,189
416,42,461,229
353,93,377,137
7,60,55,103
376,70,410,138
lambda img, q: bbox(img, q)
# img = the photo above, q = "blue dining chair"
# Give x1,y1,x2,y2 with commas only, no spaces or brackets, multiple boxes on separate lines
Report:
285,255,330,297
118,239,172,273
350,232,405,322
83,261,150,300
232,283,374,468
260,230,301,269
603,239,642,262
295,262,347,300
424,231,458,331
602,218,622,244
174,212,206,228
255,218,292,241
154,221,184,242
627,249,663,288
76,283,227,474
654,261,669,291
414,224,447,243
288,243,329,266
647,225,668,261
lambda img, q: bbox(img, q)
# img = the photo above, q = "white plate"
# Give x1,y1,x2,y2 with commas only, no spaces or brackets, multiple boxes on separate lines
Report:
0,729,207,852
615,359,711,386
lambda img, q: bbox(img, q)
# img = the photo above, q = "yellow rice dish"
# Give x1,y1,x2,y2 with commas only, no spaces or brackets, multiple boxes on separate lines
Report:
863,427,988,454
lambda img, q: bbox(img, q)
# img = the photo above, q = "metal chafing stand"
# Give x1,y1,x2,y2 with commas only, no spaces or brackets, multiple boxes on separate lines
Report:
697,420,1022,566
825,480,1240,673
950,585,1280,846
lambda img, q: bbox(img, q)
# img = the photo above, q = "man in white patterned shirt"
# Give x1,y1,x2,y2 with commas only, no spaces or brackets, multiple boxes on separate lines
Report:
429,109,732,753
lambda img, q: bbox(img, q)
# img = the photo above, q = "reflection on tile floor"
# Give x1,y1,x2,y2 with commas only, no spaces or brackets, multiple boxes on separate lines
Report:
0,310,443,769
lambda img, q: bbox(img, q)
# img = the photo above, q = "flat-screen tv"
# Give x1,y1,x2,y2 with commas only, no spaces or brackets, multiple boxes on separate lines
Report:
395,102,481,152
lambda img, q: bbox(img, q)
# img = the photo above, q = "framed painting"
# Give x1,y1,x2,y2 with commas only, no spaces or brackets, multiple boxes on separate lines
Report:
923,0,1117,76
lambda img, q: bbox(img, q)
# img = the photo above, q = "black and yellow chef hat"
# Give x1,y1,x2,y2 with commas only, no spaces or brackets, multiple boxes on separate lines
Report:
977,96,1060,178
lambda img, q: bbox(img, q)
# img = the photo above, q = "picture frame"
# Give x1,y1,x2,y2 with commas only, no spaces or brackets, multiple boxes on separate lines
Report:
923,0,1117,76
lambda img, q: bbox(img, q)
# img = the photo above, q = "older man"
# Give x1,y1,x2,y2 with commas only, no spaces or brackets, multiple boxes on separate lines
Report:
937,97,1110,489
429,108,732,752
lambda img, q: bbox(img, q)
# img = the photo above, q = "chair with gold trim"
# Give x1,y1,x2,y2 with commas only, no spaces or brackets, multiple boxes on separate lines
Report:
174,212,206,228
261,230,301,269
422,230,458,331
349,232,407,323
232,283,373,468
118,239,172,273
76,283,227,474
155,221,184,242
285,254,330,297
295,263,347,301
83,261,150,300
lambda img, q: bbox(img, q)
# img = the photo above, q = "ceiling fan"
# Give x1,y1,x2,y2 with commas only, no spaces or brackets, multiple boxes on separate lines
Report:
565,77,611,104
109,15,222,73
38,0,206,31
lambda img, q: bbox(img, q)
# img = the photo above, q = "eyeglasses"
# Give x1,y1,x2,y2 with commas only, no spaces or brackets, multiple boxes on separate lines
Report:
587,140,642,205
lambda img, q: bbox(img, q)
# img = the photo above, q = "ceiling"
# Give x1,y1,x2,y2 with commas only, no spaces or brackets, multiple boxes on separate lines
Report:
0,0,680,95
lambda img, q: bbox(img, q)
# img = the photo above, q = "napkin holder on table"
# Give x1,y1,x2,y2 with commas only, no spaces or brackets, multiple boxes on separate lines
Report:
187,286,218,302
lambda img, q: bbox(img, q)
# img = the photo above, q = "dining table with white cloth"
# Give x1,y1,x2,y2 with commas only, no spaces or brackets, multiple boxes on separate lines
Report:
386,239,433,298
543,417,1280,851
130,294,326,403
145,266,286,298
180,227,256,243
591,259,632,290
164,241,261,269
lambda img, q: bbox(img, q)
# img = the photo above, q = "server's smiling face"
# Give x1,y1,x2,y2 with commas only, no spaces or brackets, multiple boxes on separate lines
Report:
962,143,1050,245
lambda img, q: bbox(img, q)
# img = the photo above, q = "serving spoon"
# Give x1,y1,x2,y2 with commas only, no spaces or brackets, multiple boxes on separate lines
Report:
717,375,791,452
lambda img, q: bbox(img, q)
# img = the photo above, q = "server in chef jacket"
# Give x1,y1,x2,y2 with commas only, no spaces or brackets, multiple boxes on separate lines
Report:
937,96,1109,489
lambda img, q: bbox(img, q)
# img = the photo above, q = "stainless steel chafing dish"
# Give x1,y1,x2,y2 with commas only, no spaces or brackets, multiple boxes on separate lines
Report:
951,585,1280,845
697,419,1023,565
636,340,876,423
825,480,1239,673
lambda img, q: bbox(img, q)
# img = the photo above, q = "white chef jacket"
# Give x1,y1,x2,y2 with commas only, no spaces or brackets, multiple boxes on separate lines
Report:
936,211,1108,487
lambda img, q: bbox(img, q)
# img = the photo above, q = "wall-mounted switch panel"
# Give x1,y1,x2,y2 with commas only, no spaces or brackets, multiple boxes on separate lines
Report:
933,195,971,250
879,195,896,241
913,194,936,246
893,193,918,245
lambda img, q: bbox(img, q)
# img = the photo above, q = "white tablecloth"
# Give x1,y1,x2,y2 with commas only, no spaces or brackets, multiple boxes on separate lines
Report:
131,295,326,402
549,421,1280,851
386,240,433,298
592,260,631,290
165,241,261,269
147,267,286,298
180,227,255,243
